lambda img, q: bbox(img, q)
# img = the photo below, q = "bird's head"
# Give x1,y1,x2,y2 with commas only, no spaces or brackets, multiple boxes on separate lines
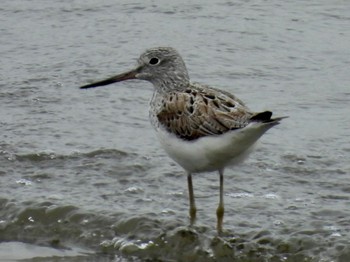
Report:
80,47,190,91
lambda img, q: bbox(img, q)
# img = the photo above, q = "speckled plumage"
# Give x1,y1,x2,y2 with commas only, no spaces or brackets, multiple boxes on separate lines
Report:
152,82,255,141
80,47,286,233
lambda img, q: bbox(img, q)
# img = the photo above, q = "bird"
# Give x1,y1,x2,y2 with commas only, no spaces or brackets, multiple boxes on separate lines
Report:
80,47,286,233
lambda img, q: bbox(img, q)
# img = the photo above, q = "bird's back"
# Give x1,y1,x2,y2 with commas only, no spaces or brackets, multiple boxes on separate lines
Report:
150,82,281,140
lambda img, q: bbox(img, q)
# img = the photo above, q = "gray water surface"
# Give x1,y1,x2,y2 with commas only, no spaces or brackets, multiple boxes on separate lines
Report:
1,0,350,261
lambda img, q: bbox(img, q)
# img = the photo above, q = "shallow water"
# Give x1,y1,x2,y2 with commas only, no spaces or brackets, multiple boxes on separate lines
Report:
1,0,350,261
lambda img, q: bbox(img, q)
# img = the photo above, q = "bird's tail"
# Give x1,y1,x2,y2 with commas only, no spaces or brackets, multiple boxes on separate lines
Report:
250,111,288,125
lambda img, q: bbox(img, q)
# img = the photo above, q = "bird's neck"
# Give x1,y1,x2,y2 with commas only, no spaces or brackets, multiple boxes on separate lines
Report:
151,75,190,93
153,81,189,93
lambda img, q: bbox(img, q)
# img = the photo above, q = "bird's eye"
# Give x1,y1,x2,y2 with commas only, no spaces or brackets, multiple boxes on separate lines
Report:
149,57,160,65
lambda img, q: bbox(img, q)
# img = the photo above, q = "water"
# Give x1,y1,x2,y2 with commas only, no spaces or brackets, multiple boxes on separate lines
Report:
1,0,349,261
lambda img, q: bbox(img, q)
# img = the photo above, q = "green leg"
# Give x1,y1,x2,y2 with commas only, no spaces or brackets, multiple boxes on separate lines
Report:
216,169,225,233
187,173,196,225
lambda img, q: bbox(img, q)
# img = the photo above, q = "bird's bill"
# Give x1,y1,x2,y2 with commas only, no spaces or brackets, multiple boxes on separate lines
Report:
80,68,138,89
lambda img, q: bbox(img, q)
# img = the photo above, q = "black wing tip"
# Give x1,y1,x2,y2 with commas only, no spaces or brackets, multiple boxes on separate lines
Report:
251,111,288,124
250,111,273,122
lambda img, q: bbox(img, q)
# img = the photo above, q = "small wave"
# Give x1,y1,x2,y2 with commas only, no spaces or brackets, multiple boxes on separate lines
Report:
0,241,93,261
12,148,131,163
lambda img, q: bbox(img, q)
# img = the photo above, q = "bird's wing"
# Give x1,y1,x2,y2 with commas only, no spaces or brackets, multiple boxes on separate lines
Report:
156,84,258,141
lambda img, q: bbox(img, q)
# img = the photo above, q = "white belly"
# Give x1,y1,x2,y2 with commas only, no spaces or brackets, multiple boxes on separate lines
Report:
156,122,272,173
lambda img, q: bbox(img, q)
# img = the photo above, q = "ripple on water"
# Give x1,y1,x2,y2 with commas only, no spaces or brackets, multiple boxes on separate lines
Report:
1,197,350,261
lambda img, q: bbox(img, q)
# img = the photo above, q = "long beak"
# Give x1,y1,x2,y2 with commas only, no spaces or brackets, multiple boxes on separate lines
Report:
80,68,138,89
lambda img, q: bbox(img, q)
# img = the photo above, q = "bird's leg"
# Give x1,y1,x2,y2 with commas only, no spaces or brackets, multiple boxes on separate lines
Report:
216,169,225,233
187,173,196,226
